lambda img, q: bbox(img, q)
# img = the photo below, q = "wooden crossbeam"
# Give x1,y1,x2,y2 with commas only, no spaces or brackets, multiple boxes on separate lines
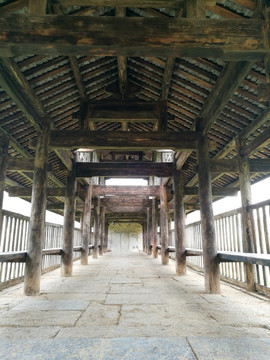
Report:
105,206,146,213
92,185,160,196
76,162,175,178
8,187,67,197
209,159,270,173
217,251,270,267
183,187,238,197
57,0,184,7
0,16,266,60
101,198,152,207
89,101,158,122
49,130,201,151
6,158,52,172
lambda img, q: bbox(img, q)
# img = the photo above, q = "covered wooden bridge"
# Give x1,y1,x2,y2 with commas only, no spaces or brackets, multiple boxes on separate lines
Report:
0,0,270,302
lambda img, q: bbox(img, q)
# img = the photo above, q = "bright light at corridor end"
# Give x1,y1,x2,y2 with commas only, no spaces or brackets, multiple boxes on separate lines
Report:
105,178,148,186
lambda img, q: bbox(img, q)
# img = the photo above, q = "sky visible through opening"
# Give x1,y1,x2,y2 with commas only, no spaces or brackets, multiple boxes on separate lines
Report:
3,177,270,226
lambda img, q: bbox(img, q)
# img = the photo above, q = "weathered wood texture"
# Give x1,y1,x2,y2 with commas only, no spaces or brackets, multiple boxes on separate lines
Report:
61,162,77,277
0,16,266,60
236,138,256,291
24,127,50,295
173,170,186,275
8,187,67,198
101,198,152,207
76,162,175,178
147,207,152,255
89,101,157,122
57,0,183,7
199,62,253,134
92,185,160,197
5,158,52,172
197,135,220,294
0,137,9,241
81,183,92,265
152,198,158,259
99,207,105,256
28,0,47,14
209,159,270,173
93,197,100,259
160,185,169,265
50,130,201,151
217,252,270,267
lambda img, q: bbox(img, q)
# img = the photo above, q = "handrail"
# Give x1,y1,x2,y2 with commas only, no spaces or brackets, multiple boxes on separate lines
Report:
0,244,94,263
154,245,270,267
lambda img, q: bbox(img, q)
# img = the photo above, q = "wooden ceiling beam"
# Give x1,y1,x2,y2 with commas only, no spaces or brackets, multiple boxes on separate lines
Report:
105,206,146,213
101,198,152,207
8,187,66,197
243,127,270,158
0,58,73,170
57,0,184,7
0,16,266,60
49,130,201,151
6,158,52,172
76,162,175,178
198,61,254,134
92,185,160,196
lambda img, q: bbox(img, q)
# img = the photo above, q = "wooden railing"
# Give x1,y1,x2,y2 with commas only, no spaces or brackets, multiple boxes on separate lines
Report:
0,210,84,288
183,199,270,292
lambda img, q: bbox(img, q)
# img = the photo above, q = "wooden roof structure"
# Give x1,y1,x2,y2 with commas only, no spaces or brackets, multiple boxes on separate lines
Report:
0,0,270,218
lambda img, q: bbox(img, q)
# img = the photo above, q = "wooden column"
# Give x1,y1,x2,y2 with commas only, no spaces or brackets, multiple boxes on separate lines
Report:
24,127,50,295
160,185,169,265
81,182,92,265
61,161,76,277
197,135,220,293
93,197,100,259
236,137,255,291
152,198,158,259
142,222,147,252
147,206,152,255
0,137,9,241
173,170,187,275
99,206,105,256
104,220,109,252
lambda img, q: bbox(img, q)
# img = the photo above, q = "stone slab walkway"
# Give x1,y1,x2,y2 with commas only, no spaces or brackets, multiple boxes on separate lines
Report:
0,251,270,359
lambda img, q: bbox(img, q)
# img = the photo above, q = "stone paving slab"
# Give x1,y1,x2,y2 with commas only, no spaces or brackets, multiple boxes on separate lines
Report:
187,337,270,360
0,338,196,360
0,310,81,327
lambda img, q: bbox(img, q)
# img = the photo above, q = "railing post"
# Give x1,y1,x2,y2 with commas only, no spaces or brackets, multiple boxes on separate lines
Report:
160,184,169,265
236,137,256,291
0,136,9,241
61,160,76,277
81,182,92,265
24,127,50,295
173,170,186,275
198,134,220,294
152,198,158,258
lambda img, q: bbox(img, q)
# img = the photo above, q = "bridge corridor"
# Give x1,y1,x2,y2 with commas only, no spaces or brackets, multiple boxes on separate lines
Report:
0,252,270,359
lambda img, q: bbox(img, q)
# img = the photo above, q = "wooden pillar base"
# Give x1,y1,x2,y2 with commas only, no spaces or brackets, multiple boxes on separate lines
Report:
161,250,169,265
81,249,88,265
